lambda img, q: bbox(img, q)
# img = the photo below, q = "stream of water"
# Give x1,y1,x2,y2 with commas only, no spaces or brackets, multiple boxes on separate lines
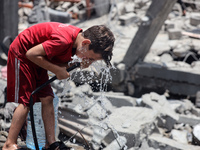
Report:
59,56,128,150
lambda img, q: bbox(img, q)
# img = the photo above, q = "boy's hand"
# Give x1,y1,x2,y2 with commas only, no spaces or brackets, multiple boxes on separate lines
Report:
55,66,70,80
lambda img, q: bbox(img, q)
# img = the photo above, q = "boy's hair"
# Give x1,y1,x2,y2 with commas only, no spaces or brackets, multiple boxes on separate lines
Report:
82,25,115,67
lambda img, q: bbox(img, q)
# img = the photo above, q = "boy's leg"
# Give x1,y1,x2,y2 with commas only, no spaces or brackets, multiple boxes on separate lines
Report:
40,96,56,146
3,104,29,150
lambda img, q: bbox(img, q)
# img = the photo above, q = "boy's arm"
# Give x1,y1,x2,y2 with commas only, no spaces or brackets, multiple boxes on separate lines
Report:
26,44,70,80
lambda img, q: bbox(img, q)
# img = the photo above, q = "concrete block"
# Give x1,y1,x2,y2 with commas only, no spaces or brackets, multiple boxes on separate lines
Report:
102,107,158,148
86,97,113,120
178,114,200,126
148,133,200,150
164,20,175,31
104,136,127,150
193,124,200,145
92,92,136,108
142,92,179,120
170,129,188,144
115,2,126,15
168,28,182,40
160,53,173,63
190,13,200,26
169,99,195,114
119,13,138,26
191,107,200,117
125,3,135,13
134,63,200,95
135,75,200,96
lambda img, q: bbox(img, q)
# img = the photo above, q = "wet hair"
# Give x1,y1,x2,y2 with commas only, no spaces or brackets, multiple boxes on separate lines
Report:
82,25,115,67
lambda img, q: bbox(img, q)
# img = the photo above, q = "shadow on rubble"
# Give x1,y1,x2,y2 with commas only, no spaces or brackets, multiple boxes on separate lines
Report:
0,36,12,65
0,57,7,66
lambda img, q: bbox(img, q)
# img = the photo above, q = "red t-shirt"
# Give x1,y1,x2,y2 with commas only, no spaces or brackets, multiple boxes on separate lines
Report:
7,22,82,105
10,22,82,65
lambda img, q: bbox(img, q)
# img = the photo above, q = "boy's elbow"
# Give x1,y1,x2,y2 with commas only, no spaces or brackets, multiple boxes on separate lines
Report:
25,51,33,60
25,51,30,59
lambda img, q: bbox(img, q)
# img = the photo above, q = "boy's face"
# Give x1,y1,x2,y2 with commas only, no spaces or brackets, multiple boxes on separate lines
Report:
76,45,102,68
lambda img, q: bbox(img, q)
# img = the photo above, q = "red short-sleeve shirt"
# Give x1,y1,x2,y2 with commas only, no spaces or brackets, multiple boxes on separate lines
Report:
7,22,82,106
10,22,82,64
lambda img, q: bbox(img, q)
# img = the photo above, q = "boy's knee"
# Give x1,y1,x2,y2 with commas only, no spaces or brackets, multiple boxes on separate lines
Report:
40,96,54,105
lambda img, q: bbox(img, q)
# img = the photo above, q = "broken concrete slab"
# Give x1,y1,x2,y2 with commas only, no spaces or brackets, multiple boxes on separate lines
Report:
134,62,200,95
193,124,200,145
103,136,127,150
142,92,179,121
164,20,175,31
92,92,137,108
169,99,195,114
86,96,113,120
168,28,182,40
170,129,189,144
190,13,200,26
160,53,173,63
149,133,200,150
178,114,200,126
119,13,139,26
102,106,158,147
191,106,200,117
124,2,135,13
134,62,200,84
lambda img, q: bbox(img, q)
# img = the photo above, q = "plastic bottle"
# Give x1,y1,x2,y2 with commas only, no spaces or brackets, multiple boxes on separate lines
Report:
26,93,59,150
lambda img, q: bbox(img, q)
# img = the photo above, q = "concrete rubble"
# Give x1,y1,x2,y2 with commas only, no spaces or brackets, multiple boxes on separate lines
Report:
1,0,200,149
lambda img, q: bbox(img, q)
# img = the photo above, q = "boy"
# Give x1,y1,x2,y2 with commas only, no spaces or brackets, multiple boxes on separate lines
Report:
3,22,115,150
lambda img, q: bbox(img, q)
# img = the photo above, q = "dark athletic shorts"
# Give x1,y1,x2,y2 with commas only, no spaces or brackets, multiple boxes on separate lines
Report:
7,50,54,107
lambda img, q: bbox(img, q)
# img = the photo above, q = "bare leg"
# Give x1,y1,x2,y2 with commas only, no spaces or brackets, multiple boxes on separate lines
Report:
40,96,56,147
3,104,29,150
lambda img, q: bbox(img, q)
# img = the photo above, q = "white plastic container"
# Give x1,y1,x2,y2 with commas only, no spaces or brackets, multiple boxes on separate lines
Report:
26,93,59,150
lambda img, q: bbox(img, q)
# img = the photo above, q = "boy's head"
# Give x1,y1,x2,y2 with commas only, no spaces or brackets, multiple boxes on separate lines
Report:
81,25,115,67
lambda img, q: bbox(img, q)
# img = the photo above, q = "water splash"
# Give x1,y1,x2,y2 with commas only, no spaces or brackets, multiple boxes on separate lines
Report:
60,56,128,149
61,55,82,95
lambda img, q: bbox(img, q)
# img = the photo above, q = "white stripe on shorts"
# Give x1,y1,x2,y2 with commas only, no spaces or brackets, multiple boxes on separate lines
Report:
15,58,20,103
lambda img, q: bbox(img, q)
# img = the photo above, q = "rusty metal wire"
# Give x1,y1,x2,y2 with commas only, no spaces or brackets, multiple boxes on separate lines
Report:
64,123,127,150
64,126,91,150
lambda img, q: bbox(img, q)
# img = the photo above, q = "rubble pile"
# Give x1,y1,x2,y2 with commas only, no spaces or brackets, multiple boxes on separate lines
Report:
1,0,200,149
109,0,200,100
1,81,200,149
48,83,200,149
